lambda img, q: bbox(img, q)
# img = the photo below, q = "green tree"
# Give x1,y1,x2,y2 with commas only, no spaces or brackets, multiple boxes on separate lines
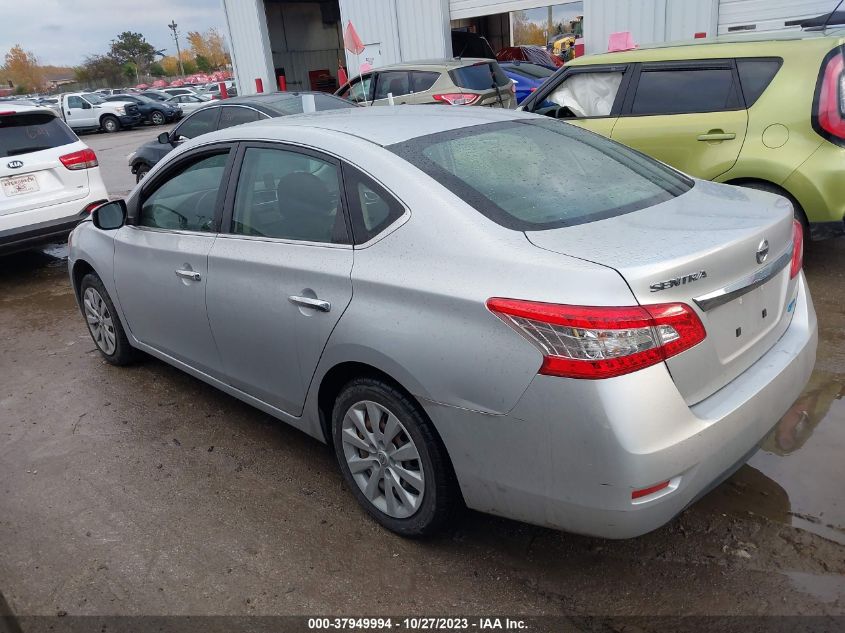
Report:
148,61,166,77
78,54,124,86
181,59,198,75
109,31,163,80
194,54,212,73
122,62,137,81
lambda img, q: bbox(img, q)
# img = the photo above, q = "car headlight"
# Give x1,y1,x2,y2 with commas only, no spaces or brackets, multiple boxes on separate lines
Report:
115,106,126,115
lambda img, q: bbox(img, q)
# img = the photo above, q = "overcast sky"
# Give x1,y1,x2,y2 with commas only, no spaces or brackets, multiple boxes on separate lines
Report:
1,0,227,67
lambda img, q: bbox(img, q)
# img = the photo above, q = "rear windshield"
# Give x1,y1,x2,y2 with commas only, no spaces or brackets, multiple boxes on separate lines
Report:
450,62,510,90
0,112,77,158
389,119,692,231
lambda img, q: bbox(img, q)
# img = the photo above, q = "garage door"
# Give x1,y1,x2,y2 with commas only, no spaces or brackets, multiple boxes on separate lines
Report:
718,0,834,35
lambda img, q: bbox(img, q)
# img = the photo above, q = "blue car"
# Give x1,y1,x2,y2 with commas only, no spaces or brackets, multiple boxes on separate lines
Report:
499,62,556,104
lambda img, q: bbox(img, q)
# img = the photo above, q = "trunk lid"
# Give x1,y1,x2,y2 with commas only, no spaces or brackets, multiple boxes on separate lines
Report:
526,180,800,404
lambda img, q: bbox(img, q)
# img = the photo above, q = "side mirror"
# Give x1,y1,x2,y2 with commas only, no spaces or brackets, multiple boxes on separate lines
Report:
91,200,126,231
157,131,171,145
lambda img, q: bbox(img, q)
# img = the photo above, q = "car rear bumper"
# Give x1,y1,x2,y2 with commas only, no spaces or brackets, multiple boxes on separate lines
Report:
0,193,108,255
425,273,817,538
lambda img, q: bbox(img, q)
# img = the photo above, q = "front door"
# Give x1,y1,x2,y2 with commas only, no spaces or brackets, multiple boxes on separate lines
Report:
206,144,354,416
113,148,234,376
611,62,748,180
65,96,96,128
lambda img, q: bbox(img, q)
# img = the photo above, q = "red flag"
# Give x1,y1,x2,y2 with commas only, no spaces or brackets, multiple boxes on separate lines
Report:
338,64,348,86
343,21,365,55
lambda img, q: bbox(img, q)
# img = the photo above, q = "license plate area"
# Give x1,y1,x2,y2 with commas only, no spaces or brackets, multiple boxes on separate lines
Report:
2,174,39,197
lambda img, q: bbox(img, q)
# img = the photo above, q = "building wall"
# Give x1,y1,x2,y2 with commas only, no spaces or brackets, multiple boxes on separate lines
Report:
583,0,718,54
717,0,832,35
450,0,571,20
338,0,451,77
221,0,275,96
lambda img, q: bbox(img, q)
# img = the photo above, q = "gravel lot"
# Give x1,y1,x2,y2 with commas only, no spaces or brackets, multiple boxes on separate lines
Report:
0,124,843,620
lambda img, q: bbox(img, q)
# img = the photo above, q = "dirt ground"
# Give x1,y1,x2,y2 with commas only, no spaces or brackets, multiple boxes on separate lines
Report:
0,232,843,620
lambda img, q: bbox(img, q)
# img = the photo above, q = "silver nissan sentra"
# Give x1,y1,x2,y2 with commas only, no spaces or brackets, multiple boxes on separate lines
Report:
68,106,817,538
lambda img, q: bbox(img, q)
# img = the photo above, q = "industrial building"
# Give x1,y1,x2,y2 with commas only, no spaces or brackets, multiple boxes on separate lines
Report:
221,0,834,96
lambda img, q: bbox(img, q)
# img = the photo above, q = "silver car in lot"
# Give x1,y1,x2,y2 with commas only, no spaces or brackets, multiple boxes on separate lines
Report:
67,106,817,538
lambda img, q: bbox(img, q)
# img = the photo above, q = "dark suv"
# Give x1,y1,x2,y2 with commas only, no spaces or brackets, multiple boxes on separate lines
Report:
127,91,356,182
105,94,181,126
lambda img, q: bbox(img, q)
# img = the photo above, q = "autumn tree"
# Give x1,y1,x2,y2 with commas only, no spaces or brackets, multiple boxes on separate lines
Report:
109,31,164,81
186,28,230,70
2,45,44,92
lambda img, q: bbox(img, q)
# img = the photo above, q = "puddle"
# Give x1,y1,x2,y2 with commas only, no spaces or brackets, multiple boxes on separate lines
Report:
786,571,845,604
749,370,845,544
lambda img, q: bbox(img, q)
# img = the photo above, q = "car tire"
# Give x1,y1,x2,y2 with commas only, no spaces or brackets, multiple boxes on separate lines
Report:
150,111,165,126
79,273,139,366
135,163,150,183
332,377,459,537
101,115,120,133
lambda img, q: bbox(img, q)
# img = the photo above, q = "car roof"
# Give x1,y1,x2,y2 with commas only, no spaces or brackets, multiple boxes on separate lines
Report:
569,28,845,65
0,103,57,115
209,104,527,147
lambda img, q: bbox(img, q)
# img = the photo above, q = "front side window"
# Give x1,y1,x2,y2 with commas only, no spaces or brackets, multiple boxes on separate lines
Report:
174,107,219,140
139,152,229,232
217,106,262,129
389,119,691,231
231,147,346,244
374,71,410,99
543,71,623,118
631,67,741,115
67,96,84,109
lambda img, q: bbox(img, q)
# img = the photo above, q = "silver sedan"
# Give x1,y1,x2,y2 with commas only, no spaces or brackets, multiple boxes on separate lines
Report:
68,106,817,538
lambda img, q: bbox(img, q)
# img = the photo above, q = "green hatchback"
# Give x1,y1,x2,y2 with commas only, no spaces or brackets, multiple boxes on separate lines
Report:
520,30,845,240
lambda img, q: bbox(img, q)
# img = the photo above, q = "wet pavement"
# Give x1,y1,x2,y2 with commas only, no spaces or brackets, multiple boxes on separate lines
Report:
0,237,843,618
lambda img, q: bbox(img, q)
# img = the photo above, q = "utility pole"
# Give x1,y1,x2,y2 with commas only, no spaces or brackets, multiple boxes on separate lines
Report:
168,20,185,77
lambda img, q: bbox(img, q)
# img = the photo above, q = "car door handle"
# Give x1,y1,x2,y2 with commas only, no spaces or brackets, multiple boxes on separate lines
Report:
288,295,331,312
175,269,202,281
697,131,736,141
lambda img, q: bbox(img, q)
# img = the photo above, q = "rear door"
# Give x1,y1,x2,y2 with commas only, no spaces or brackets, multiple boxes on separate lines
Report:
372,70,412,105
0,111,89,216
523,64,631,137
611,61,748,179
206,143,354,416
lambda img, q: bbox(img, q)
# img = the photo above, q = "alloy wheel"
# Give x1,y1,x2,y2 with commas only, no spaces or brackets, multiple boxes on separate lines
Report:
83,287,116,355
341,400,425,519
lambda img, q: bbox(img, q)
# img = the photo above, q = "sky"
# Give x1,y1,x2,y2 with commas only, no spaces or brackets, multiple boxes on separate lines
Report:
1,0,227,67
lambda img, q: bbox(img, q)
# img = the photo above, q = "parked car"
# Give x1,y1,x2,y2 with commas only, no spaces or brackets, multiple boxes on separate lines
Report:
165,93,211,115
104,94,181,126
139,90,172,102
69,106,816,538
497,45,563,69
127,91,356,182
58,92,142,133
197,81,238,100
500,62,555,104
1,105,108,255
335,59,517,108
162,87,197,97
519,28,845,240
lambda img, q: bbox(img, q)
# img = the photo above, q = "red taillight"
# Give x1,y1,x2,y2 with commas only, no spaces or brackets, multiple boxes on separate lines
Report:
60,148,98,171
432,93,479,106
790,219,804,279
814,47,845,143
632,480,670,500
486,299,706,379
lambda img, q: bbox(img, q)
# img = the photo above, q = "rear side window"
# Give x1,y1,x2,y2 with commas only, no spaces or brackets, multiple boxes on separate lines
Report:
450,63,510,90
175,107,219,140
218,106,262,129
389,119,692,231
0,112,77,158
631,67,741,115
737,58,782,106
375,71,411,99
411,71,440,92
343,167,404,243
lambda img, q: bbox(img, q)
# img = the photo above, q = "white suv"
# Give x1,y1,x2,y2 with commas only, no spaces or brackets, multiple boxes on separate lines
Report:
0,105,109,255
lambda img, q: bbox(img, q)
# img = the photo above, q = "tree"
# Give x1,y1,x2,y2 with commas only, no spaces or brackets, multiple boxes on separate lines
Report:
160,55,180,77
149,61,166,77
77,54,124,87
186,28,230,70
109,31,164,80
194,54,212,73
512,11,547,46
2,45,44,93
